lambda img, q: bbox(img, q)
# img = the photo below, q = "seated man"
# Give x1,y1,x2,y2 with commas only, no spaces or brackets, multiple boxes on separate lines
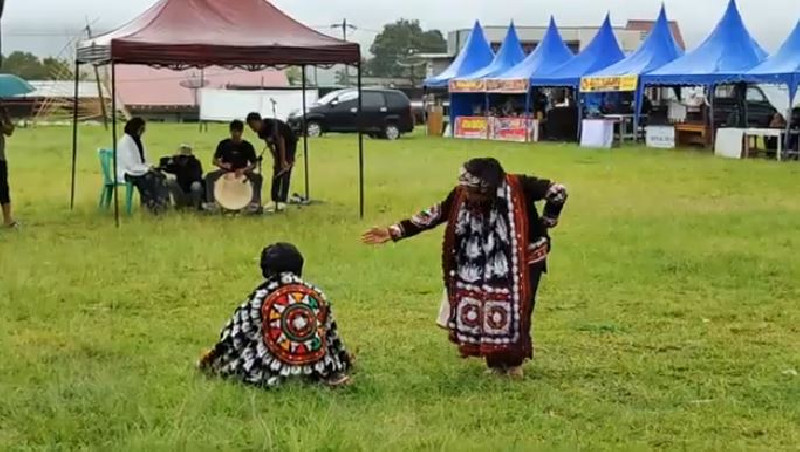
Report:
205,120,263,211
197,242,352,388
161,144,204,210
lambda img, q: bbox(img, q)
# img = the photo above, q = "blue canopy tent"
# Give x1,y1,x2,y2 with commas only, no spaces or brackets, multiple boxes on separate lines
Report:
641,0,766,88
531,14,624,140
533,14,624,88
486,16,573,118
581,4,684,137
449,22,525,131
424,21,494,88
743,20,800,104
640,0,767,142
743,20,800,154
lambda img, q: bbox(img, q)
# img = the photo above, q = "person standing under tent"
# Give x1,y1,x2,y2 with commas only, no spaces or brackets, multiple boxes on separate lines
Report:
116,118,169,214
361,158,568,379
246,112,298,212
0,103,17,228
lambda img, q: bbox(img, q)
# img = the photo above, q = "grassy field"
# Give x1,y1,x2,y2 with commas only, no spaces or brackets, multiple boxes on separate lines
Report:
1,124,799,451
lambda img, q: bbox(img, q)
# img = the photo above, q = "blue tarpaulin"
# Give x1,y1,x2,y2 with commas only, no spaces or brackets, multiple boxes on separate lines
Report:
456,22,525,81
532,14,624,87
490,17,573,82
743,20,800,102
586,5,683,79
641,0,767,87
424,21,494,88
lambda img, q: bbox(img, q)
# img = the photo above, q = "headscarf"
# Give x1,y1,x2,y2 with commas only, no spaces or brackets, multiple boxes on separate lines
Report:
260,242,304,279
459,158,506,194
124,118,146,163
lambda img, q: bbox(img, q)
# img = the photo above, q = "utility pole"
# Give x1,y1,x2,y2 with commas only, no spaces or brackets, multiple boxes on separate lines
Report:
331,18,357,86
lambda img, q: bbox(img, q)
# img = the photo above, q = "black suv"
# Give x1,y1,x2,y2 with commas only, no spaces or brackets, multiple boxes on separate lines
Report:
288,88,414,140
713,84,777,127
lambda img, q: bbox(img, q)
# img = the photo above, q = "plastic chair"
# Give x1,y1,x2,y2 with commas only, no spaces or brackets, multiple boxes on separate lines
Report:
97,148,135,215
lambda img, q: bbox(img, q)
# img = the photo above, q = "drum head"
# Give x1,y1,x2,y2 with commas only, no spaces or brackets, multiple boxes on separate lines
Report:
214,173,253,210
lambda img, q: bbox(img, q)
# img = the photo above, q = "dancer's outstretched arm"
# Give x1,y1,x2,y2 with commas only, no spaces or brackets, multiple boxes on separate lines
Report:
362,189,456,245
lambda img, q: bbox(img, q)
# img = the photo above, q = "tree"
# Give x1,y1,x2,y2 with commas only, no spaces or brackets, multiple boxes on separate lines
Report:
1,51,74,80
368,19,446,78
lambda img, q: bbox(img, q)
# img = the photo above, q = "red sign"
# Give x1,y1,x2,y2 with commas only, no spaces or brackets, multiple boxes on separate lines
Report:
449,79,486,93
490,117,528,142
454,116,488,139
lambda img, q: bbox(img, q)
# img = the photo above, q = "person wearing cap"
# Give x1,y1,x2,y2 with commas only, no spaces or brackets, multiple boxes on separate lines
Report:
162,144,204,210
198,242,352,388
362,158,568,379
246,112,298,212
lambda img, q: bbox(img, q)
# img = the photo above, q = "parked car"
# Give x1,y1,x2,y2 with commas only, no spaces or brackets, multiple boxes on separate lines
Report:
288,88,414,140
713,84,777,127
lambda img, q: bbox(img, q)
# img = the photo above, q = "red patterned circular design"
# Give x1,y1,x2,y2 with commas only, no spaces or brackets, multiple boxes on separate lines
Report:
486,305,509,330
460,303,480,327
261,284,328,365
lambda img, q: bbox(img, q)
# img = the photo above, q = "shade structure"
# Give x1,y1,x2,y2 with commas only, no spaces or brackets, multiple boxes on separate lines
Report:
641,0,767,87
453,22,525,83
0,74,34,98
744,20,800,102
584,5,683,82
71,0,366,226
76,0,359,66
486,17,573,93
425,21,494,88
533,14,624,87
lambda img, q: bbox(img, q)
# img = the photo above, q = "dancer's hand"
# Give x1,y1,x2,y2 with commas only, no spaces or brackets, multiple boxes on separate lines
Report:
361,227,392,245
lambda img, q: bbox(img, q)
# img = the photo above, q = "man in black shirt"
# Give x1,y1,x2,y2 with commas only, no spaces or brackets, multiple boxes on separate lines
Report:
205,120,263,210
246,112,298,211
162,145,204,210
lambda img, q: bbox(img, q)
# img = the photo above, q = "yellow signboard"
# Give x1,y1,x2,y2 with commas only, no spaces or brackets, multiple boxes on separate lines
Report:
580,75,639,93
486,78,529,93
449,79,486,93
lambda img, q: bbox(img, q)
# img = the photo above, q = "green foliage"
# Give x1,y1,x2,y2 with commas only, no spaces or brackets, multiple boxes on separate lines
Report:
368,19,446,78
1,125,799,450
1,51,74,80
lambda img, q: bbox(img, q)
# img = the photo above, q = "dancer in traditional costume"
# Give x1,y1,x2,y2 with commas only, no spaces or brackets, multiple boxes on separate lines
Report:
198,243,352,388
362,158,567,378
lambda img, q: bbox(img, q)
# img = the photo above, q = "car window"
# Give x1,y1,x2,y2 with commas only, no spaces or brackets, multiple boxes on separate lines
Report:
714,85,735,99
746,87,767,102
362,92,386,109
337,91,359,103
385,92,408,109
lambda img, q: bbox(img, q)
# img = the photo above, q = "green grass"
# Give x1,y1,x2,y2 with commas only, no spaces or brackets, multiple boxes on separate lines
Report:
1,124,799,451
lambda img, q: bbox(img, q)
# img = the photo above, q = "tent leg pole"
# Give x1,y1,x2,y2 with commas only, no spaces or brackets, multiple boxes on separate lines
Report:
111,62,120,228
301,65,310,202
70,59,80,210
357,62,364,218
709,84,715,149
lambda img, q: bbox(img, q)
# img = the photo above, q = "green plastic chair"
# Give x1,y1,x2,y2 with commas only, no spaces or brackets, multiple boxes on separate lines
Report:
98,148,135,215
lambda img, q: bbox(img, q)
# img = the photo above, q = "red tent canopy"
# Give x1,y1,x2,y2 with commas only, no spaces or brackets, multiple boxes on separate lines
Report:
77,0,360,67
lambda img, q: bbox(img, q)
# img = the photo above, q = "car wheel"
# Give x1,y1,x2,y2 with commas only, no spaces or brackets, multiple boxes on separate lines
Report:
383,123,400,140
306,121,322,138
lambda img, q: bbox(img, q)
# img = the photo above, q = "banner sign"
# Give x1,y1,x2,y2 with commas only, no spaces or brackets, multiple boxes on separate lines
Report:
645,125,676,149
454,116,488,139
490,117,528,142
449,79,486,93
580,75,638,93
486,78,529,93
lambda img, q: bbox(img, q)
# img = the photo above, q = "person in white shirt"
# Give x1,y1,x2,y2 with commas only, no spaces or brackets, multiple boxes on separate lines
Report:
116,118,168,214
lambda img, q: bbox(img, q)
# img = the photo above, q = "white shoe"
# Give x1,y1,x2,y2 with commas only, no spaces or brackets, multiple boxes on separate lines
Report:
276,202,286,212
265,202,277,212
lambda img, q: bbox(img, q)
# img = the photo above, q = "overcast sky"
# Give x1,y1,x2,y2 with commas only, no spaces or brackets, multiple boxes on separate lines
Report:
2,0,799,57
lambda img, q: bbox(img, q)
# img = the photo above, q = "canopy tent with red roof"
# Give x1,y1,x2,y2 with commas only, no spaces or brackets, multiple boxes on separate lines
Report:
72,0,365,224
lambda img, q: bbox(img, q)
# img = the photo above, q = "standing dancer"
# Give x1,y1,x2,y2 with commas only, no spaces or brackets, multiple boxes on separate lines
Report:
362,158,568,378
246,112,298,212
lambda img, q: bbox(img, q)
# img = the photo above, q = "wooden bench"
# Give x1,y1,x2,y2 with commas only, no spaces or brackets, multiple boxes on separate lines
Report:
675,123,710,148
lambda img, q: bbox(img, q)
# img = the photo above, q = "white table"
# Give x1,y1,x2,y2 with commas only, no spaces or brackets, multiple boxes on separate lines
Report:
744,128,784,161
580,119,615,148
604,114,635,143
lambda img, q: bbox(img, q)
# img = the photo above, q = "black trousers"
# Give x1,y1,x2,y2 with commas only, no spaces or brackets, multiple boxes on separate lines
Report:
126,171,169,214
0,160,9,204
271,166,292,203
